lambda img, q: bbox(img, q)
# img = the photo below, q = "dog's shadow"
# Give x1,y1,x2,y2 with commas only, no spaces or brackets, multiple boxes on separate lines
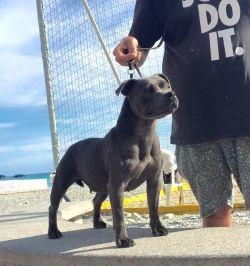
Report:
0,226,196,255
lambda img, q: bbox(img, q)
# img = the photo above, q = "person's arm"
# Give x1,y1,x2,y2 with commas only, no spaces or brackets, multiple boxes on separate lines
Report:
113,0,163,66
129,0,163,48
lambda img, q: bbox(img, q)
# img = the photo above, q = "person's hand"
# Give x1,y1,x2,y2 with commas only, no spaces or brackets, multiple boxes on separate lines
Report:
113,36,148,67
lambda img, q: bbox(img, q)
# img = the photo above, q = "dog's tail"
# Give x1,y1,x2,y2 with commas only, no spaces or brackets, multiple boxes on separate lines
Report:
75,180,84,187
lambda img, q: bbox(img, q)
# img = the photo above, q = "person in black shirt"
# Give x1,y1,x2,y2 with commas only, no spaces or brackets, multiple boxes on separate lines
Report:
113,0,250,227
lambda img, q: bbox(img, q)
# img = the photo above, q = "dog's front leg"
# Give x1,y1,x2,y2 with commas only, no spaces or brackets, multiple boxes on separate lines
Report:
109,183,135,248
147,176,168,237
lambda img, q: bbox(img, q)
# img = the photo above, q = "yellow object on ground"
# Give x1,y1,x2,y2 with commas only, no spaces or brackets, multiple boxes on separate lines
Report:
101,181,245,214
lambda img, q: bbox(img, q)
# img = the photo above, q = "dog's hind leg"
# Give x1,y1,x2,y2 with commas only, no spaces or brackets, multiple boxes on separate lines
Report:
48,169,75,239
93,192,108,229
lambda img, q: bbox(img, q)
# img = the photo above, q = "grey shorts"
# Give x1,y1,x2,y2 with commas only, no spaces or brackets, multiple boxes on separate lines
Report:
175,137,250,217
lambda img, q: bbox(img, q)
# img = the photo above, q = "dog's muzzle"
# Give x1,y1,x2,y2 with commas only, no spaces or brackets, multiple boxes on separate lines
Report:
166,91,179,110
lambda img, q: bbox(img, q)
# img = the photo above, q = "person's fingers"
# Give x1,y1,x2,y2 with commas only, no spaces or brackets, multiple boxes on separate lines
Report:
113,36,139,65
114,50,143,67
126,39,138,54
136,50,149,67
114,51,138,65
113,42,126,57
115,46,137,60
115,57,128,66
114,46,137,63
134,51,142,65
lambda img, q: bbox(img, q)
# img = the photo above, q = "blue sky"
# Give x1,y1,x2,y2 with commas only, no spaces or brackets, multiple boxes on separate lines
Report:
0,0,53,176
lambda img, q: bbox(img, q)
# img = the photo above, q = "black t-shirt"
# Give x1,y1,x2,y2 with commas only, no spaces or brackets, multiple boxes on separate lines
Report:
129,0,250,145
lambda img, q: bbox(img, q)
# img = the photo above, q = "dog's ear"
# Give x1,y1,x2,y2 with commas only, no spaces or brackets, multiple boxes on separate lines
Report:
153,73,170,83
153,73,171,89
115,79,137,96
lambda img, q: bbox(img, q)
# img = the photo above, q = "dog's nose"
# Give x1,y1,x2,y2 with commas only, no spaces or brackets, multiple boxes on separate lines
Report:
167,91,176,99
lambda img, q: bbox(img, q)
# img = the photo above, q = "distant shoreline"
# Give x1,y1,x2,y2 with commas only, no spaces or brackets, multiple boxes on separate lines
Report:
0,172,50,179
0,172,52,191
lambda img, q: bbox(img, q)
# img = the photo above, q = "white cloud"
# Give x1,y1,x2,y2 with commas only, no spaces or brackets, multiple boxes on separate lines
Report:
0,137,52,154
0,52,45,107
0,0,46,107
0,1,38,50
0,123,18,129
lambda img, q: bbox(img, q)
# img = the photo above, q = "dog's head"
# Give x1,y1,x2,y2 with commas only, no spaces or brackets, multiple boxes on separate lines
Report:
116,74,179,120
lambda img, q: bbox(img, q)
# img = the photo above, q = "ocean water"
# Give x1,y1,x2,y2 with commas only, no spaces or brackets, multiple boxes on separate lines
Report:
0,172,53,188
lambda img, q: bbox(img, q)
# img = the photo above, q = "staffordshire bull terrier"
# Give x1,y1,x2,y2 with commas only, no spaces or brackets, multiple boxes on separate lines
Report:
48,73,178,248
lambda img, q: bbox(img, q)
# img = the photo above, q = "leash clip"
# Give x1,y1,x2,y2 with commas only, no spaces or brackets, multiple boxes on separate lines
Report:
124,49,142,79
127,61,135,79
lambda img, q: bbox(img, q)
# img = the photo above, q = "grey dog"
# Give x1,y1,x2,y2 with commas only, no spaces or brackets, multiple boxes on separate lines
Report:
48,73,178,248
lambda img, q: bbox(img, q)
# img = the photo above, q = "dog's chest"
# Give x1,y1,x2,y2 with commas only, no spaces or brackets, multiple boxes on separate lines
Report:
125,154,160,191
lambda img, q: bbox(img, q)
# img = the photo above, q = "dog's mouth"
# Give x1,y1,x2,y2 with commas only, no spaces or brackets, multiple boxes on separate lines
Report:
146,97,179,118
146,109,172,119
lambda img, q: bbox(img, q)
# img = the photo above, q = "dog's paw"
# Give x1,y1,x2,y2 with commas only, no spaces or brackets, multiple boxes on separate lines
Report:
151,224,168,237
93,220,107,229
48,228,62,239
116,237,135,248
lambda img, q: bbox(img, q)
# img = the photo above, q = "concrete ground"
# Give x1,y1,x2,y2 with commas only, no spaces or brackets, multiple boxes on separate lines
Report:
0,202,250,266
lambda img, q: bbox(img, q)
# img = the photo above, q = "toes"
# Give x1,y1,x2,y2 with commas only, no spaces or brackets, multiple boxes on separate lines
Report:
93,220,107,229
158,226,168,236
48,228,62,239
152,227,160,236
116,237,135,248
152,225,168,237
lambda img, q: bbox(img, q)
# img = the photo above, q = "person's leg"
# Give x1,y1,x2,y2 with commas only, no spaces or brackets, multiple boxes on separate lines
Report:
200,138,240,227
235,137,250,210
219,139,243,193
176,142,234,228
202,206,232,227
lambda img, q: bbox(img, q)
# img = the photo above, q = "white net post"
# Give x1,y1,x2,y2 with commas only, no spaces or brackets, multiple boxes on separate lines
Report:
36,0,60,169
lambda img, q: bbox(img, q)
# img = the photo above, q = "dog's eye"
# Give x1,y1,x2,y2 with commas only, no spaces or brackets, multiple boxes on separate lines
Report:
159,82,165,89
144,86,154,93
